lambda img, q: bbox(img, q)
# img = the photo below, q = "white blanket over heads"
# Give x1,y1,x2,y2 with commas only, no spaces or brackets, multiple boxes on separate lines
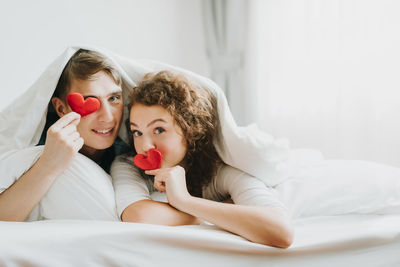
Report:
0,45,290,187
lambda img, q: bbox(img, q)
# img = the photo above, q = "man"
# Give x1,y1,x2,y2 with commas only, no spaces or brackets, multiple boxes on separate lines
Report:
0,49,127,221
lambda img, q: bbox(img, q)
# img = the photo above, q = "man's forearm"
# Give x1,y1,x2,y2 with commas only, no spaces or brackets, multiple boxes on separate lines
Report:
0,157,59,221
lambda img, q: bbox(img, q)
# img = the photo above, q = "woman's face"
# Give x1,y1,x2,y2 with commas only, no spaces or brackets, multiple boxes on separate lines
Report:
129,103,187,168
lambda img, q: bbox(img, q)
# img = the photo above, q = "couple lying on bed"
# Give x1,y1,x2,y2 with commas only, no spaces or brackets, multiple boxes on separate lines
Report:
0,49,293,248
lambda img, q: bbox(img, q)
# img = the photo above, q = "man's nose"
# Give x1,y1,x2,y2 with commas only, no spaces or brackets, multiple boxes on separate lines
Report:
98,102,113,123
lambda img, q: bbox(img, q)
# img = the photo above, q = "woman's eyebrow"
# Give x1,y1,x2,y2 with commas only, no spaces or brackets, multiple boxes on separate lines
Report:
130,119,167,128
147,119,166,127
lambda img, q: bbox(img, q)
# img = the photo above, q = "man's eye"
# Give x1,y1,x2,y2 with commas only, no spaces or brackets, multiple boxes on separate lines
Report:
154,127,165,134
132,130,142,137
110,95,121,102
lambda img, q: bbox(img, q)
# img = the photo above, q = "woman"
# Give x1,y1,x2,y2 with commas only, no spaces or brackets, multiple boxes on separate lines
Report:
111,70,293,248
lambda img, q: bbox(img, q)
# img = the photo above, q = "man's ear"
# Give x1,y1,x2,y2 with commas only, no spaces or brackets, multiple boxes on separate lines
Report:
51,97,69,117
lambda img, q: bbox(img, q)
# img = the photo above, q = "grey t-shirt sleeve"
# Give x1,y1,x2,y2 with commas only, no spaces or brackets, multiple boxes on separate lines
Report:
110,154,154,218
203,164,287,210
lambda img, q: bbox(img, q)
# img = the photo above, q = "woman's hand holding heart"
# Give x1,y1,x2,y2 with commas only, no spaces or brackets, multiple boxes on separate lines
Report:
145,166,191,210
134,149,191,208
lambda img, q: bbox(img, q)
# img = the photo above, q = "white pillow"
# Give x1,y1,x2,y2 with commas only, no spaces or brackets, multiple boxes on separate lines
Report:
0,146,119,221
276,160,400,218
39,153,119,221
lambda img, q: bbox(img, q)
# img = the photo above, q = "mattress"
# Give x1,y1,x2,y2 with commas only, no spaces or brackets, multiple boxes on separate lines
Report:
1,214,399,266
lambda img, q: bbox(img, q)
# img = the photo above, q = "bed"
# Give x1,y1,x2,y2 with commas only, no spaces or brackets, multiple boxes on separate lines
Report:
1,214,399,266
2,150,400,266
1,46,400,266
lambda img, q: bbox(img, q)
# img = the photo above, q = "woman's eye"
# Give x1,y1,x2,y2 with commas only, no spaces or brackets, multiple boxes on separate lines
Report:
132,130,142,137
154,127,165,134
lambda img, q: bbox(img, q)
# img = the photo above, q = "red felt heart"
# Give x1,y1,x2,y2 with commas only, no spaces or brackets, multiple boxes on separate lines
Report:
133,148,162,170
66,93,100,117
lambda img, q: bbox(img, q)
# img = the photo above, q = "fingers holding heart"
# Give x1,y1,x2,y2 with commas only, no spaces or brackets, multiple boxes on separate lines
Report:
146,166,190,207
154,176,166,192
144,168,161,176
51,112,80,132
62,121,79,136
146,168,166,192
41,111,84,175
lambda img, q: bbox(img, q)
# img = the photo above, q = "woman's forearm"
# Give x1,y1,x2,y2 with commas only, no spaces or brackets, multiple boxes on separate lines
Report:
176,197,294,248
121,199,202,226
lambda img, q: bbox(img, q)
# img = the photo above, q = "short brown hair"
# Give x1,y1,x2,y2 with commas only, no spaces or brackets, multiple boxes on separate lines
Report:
129,70,221,197
54,49,122,100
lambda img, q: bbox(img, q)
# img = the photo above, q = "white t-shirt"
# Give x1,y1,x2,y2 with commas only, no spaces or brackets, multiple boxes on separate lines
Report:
111,154,287,218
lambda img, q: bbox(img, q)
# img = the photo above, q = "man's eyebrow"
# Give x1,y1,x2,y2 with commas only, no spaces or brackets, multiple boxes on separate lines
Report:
108,89,122,96
82,95,98,99
82,90,122,99
130,118,167,128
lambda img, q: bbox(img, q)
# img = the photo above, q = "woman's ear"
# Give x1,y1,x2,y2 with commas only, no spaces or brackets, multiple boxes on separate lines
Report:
51,97,69,117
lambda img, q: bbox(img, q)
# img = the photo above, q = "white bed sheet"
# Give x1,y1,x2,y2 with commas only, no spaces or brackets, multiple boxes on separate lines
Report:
1,214,399,267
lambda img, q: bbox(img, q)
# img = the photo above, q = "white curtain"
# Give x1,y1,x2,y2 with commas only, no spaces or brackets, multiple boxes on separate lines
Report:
202,0,249,125
245,0,400,167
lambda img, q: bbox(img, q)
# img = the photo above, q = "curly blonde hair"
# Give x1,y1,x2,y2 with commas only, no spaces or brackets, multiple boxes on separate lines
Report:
128,70,221,197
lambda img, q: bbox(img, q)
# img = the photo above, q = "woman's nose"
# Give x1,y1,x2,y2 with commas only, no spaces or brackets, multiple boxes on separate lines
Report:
141,137,156,153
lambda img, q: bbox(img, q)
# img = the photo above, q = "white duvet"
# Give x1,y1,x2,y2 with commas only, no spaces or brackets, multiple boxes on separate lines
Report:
0,45,291,221
1,45,400,221
1,215,399,266
0,45,291,188
2,143,400,222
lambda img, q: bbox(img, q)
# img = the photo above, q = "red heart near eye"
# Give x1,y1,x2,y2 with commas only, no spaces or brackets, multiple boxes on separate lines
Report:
66,93,100,117
133,148,162,170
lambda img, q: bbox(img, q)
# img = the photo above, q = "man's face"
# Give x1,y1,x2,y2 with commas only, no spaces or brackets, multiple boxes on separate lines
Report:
67,71,123,155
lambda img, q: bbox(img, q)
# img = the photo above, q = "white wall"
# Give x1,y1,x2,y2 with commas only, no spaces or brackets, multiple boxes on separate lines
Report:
248,0,400,167
0,0,209,110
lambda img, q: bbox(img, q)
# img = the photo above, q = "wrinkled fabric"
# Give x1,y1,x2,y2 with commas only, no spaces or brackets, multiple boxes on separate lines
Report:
0,45,290,186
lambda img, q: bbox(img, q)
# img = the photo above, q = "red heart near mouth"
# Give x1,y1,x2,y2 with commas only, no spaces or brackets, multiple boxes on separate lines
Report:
133,148,162,170
66,93,100,117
